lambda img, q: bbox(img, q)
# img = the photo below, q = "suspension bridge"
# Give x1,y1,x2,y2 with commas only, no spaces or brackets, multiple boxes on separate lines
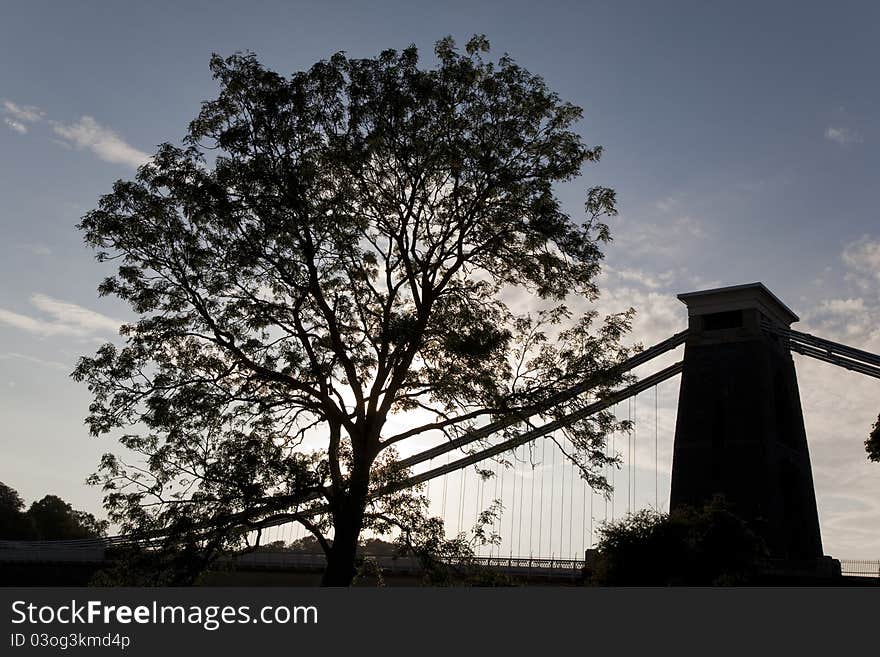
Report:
3,283,880,581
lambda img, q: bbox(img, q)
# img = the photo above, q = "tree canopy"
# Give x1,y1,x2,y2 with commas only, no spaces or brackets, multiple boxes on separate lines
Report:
74,35,631,585
0,482,30,539
0,482,107,541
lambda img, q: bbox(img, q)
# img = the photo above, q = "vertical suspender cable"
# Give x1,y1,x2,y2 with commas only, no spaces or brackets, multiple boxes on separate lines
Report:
529,449,536,557
655,384,659,510
559,438,566,558
518,444,525,557
582,460,587,556
590,479,594,547
605,411,610,522
569,451,575,559
538,438,546,557
497,457,505,558
627,397,631,515
509,447,518,557
491,457,499,558
611,412,616,521
458,464,466,535
633,394,637,513
476,465,484,556
548,440,555,557
441,452,449,536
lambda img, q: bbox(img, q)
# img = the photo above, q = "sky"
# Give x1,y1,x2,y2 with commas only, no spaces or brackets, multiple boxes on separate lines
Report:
1,0,879,558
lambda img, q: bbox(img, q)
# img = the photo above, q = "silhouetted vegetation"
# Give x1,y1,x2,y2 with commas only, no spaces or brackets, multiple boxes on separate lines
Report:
867,413,880,462
588,497,768,586
74,35,628,586
0,482,107,540
0,482,31,539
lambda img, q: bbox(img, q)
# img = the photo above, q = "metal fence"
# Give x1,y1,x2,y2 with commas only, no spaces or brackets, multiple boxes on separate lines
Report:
227,553,586,578
839,560,880,578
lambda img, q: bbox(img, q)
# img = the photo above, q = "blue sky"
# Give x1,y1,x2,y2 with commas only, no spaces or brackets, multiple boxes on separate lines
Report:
1,1,879,557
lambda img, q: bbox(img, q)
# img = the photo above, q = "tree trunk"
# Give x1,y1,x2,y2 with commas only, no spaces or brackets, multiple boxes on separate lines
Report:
321,428,377,587
321,472,370,587
321,508,362,586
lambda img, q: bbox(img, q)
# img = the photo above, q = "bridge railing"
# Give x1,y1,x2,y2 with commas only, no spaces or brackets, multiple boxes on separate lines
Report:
225,552,586,574
840,560,880,578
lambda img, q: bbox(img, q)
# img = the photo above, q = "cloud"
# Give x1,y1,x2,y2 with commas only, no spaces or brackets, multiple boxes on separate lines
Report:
602,264,675,290
2,100,44,134
2,100,148,167
0,294,121,339
51,116,150,168
4,118,27,134
612,214,708,261
0,352,68,370
825,126,863,145
819,297,866,315
841,237,880,289
3,100,44,123
653,196,680,213
18,243,52,256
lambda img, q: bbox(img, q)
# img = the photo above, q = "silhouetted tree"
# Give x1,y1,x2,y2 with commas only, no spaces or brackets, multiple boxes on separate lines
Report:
0,484,108,541
590,497,768,586
74,35,631,586
867,413,880,462
27,495,108,540
0,482,32,539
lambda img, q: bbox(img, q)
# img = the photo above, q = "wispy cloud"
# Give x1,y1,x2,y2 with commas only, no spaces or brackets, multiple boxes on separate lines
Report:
653,196,680,213
0,294,121,339
2,100,44,134
819,297,866,316
51,116,150,169
613,214,708,260
841,237,880,287
3,101,44,123
18,243,52,256
0,352,68,370
825,126,863,145
3,100,148,169
4,118,27,134
602,264,675,290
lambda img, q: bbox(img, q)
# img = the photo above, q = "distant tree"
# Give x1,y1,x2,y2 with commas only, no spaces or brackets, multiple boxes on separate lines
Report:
74,35,631,586
26,495,108,540
287,536,325,554
1,484,109,541
0,482,33,539
590,497,768,586
250,540,290,552
867,413,880,462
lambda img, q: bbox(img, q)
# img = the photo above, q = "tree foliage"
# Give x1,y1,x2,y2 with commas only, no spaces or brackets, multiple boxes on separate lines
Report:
589,497,769,586
0,483,108,541
867,413,880,462
0,482,31,540
27,495,109,540
73,35,631,585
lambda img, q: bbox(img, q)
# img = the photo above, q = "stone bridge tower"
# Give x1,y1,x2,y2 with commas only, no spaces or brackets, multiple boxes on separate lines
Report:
669,283,824,560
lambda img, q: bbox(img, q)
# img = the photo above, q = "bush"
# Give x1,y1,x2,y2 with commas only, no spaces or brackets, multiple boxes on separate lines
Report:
591,496,768,586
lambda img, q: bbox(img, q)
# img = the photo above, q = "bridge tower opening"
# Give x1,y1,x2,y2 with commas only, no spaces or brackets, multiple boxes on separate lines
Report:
670,282,824,561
